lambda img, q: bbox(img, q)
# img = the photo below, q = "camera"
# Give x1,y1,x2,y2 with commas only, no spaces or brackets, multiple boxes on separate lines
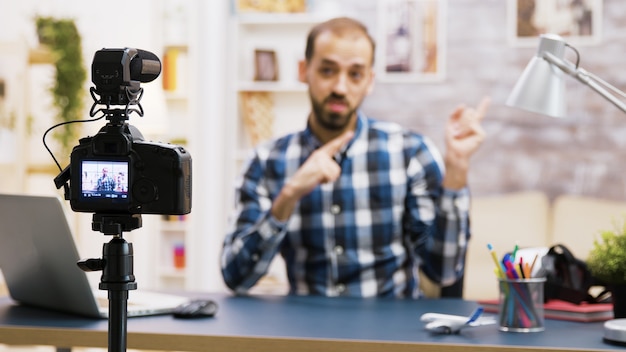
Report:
49,49,191,346
55,48,191,216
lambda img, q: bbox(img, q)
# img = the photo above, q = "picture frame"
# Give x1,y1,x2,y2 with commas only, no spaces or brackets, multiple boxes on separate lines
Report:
235,0,307,13
376,0,446,83
507,0,603,47
254,49,279,81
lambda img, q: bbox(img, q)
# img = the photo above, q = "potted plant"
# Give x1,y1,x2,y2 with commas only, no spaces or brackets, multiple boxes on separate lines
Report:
35,16,86,164
586,218,626,318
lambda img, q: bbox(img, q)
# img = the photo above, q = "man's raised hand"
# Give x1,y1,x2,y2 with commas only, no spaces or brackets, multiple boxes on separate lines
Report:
271,129,354,221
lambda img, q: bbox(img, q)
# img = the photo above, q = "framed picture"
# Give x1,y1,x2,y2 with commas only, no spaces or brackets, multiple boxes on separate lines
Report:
254,49,279,81
235,0,307,13
508,0,602,46
376,0,446,83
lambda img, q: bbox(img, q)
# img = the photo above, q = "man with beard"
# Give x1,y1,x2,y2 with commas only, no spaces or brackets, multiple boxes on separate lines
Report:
221,17,490,298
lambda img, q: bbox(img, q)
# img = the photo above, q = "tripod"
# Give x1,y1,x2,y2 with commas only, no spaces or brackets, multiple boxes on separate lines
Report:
78,213,142,352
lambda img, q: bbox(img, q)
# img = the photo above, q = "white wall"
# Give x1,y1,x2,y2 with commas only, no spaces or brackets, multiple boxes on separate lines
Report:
0,0,230,292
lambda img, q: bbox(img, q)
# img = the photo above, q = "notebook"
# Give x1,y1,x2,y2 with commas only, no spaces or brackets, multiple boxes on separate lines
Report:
0,193,190,319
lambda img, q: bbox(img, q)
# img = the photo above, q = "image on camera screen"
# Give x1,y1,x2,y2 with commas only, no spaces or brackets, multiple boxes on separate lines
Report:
80,160,129,201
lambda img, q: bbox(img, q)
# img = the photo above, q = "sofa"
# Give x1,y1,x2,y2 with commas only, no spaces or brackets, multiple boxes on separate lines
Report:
461,191,626,300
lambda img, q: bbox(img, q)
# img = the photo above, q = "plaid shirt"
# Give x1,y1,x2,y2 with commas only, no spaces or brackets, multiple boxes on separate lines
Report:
97,175,116,191
221,112,470,298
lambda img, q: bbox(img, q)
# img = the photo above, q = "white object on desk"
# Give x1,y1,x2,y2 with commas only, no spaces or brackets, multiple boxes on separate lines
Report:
604,318,626,344
420,307,496,334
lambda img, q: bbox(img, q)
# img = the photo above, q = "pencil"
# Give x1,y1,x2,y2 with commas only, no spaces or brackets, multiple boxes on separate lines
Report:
524,262,533,279
518,262,526,279
487,243,506,278
529,254,539,277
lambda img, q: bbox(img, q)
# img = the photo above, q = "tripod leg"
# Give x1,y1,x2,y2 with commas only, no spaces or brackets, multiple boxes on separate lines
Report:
107,290,129,352
99,236,137,352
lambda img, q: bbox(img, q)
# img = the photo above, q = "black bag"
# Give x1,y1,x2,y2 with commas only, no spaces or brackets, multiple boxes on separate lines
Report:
541,244,608,304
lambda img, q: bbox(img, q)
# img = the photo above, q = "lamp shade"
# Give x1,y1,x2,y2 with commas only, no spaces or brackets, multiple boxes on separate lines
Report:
506,34,568,118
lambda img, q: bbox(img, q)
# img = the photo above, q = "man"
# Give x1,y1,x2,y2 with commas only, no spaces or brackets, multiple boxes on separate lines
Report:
221,17,489,298
96,167,116,192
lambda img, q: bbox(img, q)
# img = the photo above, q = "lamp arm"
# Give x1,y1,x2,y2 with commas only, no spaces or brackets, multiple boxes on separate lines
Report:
543,52,626,114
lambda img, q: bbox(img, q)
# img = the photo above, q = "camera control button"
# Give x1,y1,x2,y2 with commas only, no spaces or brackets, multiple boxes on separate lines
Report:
133,178,157,203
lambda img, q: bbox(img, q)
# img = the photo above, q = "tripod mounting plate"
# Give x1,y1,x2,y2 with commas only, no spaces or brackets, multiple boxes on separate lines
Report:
92,213,142,235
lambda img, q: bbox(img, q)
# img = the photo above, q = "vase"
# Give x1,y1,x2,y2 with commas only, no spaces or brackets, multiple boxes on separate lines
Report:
611,284,626,319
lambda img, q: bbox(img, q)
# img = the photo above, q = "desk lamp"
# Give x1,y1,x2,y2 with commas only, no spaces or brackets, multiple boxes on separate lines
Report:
506,33,626,345
506,33,626,117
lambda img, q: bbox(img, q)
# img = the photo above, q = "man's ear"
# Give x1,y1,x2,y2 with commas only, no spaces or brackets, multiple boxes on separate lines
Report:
298,60,307,83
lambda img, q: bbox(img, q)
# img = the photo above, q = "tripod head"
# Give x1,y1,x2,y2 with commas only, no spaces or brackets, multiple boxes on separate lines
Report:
92,213,142,235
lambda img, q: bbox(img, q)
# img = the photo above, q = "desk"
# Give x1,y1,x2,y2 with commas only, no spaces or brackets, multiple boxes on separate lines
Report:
0,293,622,352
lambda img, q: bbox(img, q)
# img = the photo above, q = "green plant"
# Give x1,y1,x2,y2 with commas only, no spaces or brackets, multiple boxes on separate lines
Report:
586,218,626,285
35,16,86,159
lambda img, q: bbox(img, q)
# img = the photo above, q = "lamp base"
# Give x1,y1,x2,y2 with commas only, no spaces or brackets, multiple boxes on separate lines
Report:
603,319,626,345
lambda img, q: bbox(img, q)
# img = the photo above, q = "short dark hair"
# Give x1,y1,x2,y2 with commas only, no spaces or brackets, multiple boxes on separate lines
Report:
304,17,376,65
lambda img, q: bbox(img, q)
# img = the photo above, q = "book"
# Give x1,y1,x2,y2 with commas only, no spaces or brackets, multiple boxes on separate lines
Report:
162,48,179,91
477,298,614,323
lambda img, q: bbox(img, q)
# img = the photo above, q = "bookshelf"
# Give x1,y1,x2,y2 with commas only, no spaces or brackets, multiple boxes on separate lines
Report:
151,0,195,290
157,215,190,289
226,10,342,294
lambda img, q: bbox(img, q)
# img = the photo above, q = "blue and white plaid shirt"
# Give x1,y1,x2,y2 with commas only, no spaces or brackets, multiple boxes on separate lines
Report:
221,112,470,298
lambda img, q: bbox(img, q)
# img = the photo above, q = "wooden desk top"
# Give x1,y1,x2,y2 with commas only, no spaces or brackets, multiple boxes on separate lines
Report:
0,293,621,352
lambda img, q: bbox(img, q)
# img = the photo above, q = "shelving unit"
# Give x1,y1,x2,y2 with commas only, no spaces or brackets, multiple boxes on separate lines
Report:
162,44,191,142
0,42,29,195
149,0,195,290
156,215,189,290
230,12,334,158
227,10,340,294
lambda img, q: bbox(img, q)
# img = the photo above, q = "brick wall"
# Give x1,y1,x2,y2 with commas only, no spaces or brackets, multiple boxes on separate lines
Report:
348,0,626,201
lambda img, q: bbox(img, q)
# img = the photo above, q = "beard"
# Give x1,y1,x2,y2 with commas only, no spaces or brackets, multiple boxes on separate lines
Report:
310,93,357,131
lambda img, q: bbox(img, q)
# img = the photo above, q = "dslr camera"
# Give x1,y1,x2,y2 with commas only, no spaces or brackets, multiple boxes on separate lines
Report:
56,48,191,217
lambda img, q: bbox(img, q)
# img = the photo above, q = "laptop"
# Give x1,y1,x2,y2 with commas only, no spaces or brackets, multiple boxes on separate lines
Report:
0,193,190,319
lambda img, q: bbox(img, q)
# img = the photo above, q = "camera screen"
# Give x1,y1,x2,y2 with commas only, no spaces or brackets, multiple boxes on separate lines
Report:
80,160,129,201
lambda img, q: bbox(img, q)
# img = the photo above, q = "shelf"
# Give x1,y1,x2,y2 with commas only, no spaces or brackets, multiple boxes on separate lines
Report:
28,46,54,64
164,92,189,101
160,223,187,234
163,44,188,51
159,267,186,278
161,216,188,223
237,13,331,25
237,80,307,92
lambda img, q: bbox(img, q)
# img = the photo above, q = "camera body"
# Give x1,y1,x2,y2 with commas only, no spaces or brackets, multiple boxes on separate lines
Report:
57,47,192,217
69,123,191,215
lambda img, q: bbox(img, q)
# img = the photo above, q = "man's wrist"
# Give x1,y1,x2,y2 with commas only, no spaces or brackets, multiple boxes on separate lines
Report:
271,183,299,221
442,157,469,190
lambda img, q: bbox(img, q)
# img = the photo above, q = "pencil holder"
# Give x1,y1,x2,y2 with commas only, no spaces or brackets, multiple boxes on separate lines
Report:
498,277,545,332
